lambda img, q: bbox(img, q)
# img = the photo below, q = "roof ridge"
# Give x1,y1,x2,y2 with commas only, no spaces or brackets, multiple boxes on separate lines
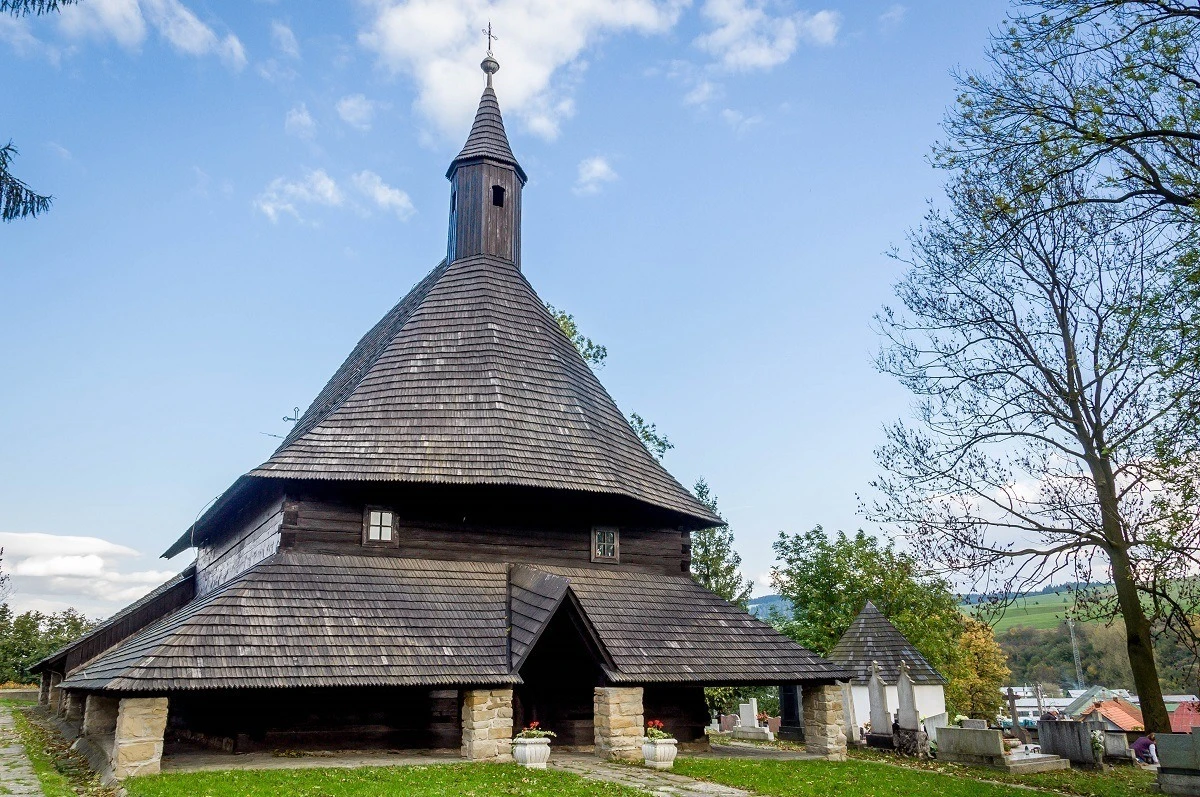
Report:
449,86,525,181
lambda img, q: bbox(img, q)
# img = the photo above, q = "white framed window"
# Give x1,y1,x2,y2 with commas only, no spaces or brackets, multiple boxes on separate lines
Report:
591,526,619,563
363,508,396,546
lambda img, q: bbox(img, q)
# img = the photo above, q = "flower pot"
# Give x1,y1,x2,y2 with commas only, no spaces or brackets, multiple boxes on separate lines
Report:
513,737,552,769
642,737,678,770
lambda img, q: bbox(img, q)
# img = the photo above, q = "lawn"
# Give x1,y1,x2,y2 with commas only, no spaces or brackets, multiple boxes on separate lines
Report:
978,592,1076,632
849,747,1156,797
674,756,1156,797
123,764,648,797
6,703,117,797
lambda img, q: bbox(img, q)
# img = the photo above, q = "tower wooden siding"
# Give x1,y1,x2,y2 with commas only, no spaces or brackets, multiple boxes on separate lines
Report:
450,161,522,266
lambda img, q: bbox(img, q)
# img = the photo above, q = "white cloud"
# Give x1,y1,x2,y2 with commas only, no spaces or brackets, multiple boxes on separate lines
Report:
879,4,906,29
58,0,246,70
254,169,344,222
684,78,717,106
573,156,618,196
696,0,839,71
336,93,381,132
47,142,72,160
285,103,316,140
721,107,763,134
352,170,416,220
358,0,685,141
0,532,178,615
0,15,62,62
270,20,300,59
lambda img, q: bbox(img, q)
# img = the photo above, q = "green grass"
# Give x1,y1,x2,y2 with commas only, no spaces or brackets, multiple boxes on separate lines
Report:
850,747,1156,797
124,764,649,797
674,756,1155,797
986,592,1078,632
8,706,115,797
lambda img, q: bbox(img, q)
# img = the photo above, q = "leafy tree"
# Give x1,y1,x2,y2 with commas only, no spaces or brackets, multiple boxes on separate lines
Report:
628,412,673,461
943,618,1010,720
689,477,752,609
770,526,964,674
872,164,1200,731
2,0,78,221
0,605,93,683
545,304,607,369
546,301,677,461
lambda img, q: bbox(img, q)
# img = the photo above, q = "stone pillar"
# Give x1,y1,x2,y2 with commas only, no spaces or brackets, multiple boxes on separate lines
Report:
460,689,513,762
38,672,50,706
48,673,63,715
594,686,643,761
112,697,169,779
802,683,848,761
64,692,85,724
82,695,119,738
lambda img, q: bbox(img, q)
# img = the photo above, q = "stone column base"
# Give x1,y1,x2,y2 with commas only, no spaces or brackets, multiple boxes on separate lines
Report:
594,687,643,761
113,697,169,779
803,683,848,761
461,689,514,762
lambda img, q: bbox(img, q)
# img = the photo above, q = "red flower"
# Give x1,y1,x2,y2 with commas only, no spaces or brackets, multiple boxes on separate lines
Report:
647,719,665,731
529,721,540,729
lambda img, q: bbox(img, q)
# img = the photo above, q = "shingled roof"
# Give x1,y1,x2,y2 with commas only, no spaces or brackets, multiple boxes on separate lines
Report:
826,601,946,686
248,254,721,529
448,86,526,182
61,553,844,692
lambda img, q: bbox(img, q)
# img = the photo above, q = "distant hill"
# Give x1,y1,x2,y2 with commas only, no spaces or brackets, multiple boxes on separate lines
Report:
747,595,790,619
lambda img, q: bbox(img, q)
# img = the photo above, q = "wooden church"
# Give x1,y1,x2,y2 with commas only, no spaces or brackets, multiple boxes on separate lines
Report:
33,54,849,779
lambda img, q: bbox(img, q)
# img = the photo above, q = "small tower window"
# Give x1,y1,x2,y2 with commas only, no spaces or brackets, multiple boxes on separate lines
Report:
451,191,456,212
363,507,396,546
491,185,505,207
591,526,619,563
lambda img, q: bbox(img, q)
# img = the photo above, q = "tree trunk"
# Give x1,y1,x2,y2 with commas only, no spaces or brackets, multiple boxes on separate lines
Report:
1109,544,1170,732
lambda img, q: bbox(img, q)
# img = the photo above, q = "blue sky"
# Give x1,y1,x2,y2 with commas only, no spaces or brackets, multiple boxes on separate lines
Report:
0,0,1010,615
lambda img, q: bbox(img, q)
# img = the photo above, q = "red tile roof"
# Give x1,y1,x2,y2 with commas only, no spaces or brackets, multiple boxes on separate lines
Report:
1172,701,1200,733
1082,698,1145,731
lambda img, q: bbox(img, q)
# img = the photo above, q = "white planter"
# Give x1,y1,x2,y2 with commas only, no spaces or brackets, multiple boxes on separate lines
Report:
512,737,552,769
642,737,678,770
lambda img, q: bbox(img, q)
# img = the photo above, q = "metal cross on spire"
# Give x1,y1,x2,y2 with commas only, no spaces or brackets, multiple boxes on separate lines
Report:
482,21,498,56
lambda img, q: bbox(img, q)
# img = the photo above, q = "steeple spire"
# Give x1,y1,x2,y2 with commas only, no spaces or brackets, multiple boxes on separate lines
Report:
446,46,526,266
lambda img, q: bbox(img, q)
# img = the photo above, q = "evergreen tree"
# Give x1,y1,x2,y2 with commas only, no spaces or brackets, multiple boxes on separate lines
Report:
2,0,78,221
689,478,752,609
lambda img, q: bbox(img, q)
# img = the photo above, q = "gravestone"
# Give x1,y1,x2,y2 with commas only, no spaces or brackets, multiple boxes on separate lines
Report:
939,727,1069,774
1102,731,1133,763
840,681,861,746
893,661,925,756
719,714,738,733
732,698,772,742
708,712,720,733
866,660,893,749
1037,721,1099,767
1158,730,1200,796
1007,688,1029,744
961,719,988,730
924,712,949,745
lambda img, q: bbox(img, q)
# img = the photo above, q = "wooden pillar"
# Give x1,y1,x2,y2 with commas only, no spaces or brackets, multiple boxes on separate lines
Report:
779,684,803,741
112,697,169,779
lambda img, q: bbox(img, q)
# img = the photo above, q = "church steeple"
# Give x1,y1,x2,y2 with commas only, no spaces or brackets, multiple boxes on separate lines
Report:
446,50,526,268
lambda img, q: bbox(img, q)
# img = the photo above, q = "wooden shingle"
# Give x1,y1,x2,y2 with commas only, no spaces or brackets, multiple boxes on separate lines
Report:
825,600,946,686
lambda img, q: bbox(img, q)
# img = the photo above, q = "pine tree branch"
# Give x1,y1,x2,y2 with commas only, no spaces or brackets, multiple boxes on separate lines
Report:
1,0,78,16
0,142,53,222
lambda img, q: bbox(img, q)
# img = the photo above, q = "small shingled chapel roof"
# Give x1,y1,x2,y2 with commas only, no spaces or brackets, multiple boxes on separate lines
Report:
826,600,947,686
448,84,526,182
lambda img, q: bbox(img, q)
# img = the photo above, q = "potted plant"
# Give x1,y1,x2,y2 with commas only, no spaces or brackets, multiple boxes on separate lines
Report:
512,721,556,769
642,719,678,770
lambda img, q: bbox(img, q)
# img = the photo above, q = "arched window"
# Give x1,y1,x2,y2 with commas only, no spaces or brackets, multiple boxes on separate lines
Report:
491,185,505,207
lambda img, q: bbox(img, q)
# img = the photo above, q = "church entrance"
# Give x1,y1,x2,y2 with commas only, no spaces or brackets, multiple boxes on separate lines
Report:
513,601,606,748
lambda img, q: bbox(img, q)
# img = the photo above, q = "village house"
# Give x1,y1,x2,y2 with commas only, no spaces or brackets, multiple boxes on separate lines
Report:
31,55,850,780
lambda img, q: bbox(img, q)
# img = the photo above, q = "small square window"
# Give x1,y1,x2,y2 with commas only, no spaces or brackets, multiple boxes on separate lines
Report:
591,526,619,563
363,507,396,546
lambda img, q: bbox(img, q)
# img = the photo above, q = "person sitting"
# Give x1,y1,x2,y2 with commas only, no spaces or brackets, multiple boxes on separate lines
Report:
1131,732,1158,765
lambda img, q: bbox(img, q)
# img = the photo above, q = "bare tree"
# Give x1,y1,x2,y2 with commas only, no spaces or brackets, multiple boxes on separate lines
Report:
871,172,1200,732
939,0,1200,220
